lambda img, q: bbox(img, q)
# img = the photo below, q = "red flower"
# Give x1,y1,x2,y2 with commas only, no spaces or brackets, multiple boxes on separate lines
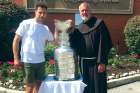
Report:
131,54,140,59
8,59,14,66
49,59,55,65
0,61,2,66
0,76,3,80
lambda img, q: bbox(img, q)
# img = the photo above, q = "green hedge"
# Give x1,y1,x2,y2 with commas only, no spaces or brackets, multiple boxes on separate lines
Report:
124,16,140,54
0,1,30,61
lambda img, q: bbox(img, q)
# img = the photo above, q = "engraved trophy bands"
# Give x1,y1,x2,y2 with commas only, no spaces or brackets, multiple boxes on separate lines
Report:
54,19,78,80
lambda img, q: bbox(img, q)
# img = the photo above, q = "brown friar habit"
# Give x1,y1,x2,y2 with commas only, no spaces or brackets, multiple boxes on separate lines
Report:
69,16,112,93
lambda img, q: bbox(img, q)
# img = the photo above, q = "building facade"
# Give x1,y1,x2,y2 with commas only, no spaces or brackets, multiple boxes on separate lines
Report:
13,0,140,54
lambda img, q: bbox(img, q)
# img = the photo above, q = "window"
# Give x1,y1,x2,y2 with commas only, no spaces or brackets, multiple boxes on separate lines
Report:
26,0,46,9
75,13,82,26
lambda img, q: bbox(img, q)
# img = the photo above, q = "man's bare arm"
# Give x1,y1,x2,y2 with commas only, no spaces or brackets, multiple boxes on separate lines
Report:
12,34,21,67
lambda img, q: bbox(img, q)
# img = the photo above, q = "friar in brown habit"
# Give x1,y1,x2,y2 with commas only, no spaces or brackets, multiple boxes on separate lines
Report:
69,2,112,93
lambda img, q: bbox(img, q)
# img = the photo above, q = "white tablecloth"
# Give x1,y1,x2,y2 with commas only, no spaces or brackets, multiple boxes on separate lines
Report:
38,74,87,93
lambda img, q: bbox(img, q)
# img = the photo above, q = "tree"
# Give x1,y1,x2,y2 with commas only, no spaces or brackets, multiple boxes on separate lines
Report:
0,1,30,61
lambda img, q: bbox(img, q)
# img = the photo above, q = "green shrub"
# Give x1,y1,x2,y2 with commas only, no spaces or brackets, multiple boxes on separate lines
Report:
45,43,57,61
45,43,58,74
0,1,30,61
124,16,140,54
108,48,122,68
0,63,24,88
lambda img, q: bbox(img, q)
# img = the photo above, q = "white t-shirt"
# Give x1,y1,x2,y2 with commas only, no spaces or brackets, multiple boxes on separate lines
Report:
16,18,54,63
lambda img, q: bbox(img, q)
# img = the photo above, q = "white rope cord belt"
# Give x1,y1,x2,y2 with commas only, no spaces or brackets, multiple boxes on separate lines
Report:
80,57,96,75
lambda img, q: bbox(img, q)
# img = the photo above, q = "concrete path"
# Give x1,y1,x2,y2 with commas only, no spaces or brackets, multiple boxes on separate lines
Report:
108,81,140,93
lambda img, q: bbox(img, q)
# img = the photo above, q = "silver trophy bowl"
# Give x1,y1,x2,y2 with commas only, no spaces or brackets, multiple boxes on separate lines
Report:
54,19,79,80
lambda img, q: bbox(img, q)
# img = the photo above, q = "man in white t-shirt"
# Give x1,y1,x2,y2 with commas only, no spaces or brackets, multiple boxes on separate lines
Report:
12,3,54,93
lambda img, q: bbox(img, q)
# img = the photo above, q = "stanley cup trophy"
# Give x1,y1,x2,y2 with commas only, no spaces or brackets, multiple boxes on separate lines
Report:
54,19,79,80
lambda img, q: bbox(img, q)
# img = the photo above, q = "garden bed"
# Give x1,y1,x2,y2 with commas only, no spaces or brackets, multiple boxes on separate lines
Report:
0,59,140,91
107,61,140,75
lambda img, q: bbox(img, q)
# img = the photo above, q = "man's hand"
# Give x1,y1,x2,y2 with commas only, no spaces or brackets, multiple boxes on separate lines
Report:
14,58,21,69
98,64,106,73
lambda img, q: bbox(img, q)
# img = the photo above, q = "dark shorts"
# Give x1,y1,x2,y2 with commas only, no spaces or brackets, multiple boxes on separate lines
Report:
22,62,46,84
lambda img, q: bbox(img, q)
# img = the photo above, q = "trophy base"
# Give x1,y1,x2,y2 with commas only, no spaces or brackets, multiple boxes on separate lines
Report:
54,74,80,81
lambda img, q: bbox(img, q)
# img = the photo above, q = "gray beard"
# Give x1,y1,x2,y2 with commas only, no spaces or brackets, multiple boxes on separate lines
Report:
81,17,89,22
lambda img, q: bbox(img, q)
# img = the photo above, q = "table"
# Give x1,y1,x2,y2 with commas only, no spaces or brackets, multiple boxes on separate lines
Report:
38,74,87,93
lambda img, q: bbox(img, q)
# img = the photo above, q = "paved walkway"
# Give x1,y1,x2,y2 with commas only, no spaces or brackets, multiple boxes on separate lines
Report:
108,81,140,93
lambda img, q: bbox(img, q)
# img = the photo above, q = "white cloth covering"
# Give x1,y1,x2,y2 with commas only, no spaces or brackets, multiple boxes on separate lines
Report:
38,74,87,93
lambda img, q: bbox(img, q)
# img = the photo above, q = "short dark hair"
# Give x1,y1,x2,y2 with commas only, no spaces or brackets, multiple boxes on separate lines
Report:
35,3,48,10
